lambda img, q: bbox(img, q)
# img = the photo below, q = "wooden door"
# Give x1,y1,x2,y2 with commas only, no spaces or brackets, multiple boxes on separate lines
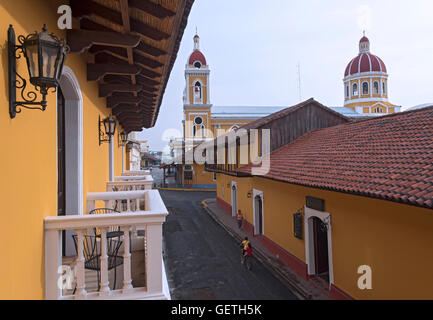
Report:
313,217,329,276
231,186,237,216
255,196,263,235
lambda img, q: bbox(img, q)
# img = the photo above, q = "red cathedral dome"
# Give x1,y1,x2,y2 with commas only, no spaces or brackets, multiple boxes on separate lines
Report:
188,50,207,65
188,34,207,66
344,36,387,77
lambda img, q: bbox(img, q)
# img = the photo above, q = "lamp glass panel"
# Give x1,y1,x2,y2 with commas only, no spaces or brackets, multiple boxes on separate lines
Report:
103,119,111,135
55,51,65,80
25,43,39,78
109,119,117,135
41,43,59,79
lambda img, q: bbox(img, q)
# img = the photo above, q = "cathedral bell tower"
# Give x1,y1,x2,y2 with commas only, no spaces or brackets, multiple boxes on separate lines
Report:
183,33,212,143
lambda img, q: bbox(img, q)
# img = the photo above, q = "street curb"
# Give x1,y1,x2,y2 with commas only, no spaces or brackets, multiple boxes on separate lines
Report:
201,200,312,300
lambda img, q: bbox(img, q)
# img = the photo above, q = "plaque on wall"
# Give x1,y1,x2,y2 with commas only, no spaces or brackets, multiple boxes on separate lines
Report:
306,196,325,211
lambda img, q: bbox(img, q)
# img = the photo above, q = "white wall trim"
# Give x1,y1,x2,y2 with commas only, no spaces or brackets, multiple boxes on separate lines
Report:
59,65,83,217
252,189,264,236
231,181,238,217
304,206,334,286
59,65,84,256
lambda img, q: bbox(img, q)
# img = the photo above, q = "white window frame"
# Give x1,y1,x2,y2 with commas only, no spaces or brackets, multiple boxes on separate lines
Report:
252,189,264,236
231,181,238,217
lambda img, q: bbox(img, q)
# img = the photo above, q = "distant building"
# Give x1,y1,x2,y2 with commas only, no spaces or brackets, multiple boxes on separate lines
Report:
141,152,161,168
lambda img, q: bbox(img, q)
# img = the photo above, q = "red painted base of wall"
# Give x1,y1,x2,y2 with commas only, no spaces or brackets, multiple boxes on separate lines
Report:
257,234,308,279
330,284,354,300
217,197,232,216
242,219,255,236
214,197,353,300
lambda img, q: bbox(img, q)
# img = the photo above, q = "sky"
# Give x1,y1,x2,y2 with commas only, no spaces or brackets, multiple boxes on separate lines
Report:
139,0,433,151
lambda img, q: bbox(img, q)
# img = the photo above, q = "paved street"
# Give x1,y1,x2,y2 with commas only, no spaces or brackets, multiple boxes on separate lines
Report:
160,190,299,300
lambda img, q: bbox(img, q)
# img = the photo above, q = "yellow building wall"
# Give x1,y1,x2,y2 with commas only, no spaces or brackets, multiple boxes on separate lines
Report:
0,0,126,299
191,163,215,186
227,176,433,299
215,175,254,222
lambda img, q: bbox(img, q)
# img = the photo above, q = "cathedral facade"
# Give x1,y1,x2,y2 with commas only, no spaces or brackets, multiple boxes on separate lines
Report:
176,33,401,154
167,33,402,188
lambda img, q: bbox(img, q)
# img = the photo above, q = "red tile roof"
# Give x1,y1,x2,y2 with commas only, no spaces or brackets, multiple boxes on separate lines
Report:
238,106,433,209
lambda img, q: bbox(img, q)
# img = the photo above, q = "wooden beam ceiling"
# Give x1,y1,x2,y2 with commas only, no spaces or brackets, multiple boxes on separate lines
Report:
87,63,141,81
67,0,195,131
107,96,143,109
99,84,143,97
71,0,170,41
129,0,176,19
67,29,140,53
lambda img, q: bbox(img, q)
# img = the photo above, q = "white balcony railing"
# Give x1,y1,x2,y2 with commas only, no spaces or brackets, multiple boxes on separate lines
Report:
115,175,148,182
44,190,169,300
122,170,151,176
87,190,149,213
107,175,153,192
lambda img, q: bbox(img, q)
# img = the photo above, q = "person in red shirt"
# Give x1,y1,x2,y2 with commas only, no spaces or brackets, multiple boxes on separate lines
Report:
244,243,253,270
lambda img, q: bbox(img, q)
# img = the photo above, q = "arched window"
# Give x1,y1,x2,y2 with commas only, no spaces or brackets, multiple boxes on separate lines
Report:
362,82,369,95
383,82,387,95
194,81,202,104
352,83,358,96
373,81,379,94
372,106,384,113
193,116,205,137
346,85,349,98
194,61,201,68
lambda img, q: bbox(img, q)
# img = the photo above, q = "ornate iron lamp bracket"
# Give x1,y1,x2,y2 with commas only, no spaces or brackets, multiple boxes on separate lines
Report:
8,25,50,118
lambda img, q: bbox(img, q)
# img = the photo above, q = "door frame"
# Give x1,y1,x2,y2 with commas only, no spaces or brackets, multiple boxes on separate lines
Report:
58,66,84,256
252,189,264,235
304,207,334,286
231,181,237,217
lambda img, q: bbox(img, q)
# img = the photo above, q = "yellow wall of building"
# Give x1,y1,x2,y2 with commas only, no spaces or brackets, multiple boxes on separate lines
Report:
191,163,215,186
0,0,126,299
224,175,433,299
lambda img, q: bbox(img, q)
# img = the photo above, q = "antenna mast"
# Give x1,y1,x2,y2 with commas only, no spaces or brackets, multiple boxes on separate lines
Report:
297,62,302,102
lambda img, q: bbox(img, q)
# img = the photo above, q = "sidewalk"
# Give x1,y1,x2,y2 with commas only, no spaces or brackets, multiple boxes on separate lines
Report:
202,198,329,300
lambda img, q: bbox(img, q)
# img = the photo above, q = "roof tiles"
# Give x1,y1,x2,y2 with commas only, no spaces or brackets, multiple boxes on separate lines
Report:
237,106,433,209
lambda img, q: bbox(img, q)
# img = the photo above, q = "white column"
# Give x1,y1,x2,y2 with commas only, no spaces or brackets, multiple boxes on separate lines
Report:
380,77,383,96
109,138,115,181
75,230,87,298
45,229,62,300
145,223,163,294
122,226,133,293
370,78,373,97
122,145,125,173
358,79,361,98
99,229,110,295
